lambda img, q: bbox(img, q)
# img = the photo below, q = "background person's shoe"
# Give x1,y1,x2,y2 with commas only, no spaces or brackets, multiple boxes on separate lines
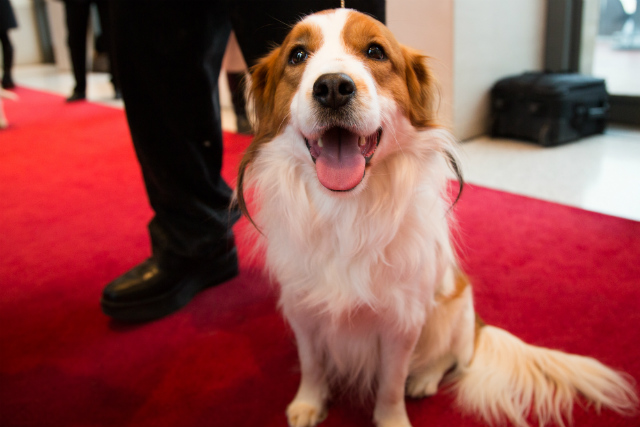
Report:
66,91,86,102
101,240,238,322
236,114,252,134
2,76,15,89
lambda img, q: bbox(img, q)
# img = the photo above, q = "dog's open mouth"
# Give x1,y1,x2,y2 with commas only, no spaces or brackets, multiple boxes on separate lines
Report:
304,127,382,192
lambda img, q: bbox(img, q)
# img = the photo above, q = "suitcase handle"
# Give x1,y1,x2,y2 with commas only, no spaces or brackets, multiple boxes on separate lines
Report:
574,103,609,119
572,102,609,131
586,105,608,119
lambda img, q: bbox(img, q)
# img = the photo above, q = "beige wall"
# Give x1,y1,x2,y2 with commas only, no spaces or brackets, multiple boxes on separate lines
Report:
46,0,73,71
6,0,43,65
452,0,547,139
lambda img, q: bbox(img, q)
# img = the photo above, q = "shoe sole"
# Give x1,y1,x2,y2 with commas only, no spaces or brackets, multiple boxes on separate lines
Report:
100,248,238,323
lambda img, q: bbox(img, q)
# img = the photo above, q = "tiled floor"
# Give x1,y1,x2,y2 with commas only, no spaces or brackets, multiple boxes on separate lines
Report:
461,129,640,221
10,65,640,222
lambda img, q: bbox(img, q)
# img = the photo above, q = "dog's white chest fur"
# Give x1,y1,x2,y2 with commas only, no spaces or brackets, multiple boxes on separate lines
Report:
253,128,452,311
249,123,456,393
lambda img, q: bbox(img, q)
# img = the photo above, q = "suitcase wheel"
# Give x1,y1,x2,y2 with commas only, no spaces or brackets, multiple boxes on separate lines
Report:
538,124,550,146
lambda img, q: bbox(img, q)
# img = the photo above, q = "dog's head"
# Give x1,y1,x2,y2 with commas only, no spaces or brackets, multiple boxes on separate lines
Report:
238,9,451,222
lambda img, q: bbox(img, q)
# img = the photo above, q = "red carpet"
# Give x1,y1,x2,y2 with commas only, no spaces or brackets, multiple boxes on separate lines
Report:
1,88,638,427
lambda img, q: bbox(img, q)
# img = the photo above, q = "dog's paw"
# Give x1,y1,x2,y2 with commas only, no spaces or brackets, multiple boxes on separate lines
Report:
405,374,441,398
286,400,327,427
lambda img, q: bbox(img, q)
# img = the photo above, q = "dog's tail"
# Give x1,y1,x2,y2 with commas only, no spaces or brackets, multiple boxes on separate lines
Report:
453,323,638,427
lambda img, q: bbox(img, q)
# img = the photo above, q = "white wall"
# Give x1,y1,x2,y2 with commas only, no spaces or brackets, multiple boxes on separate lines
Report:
46,0,73,71
6,0,43,65
452,0,547,139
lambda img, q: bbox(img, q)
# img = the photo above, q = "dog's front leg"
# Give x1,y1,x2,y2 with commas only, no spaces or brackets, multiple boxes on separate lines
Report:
373,327,421,427
286,315,329,427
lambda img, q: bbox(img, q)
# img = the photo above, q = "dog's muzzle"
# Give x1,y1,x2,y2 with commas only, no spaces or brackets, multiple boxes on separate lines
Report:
303,73,382,192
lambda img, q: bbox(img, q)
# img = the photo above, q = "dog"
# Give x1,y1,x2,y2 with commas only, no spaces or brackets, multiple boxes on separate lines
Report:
236,9,638,427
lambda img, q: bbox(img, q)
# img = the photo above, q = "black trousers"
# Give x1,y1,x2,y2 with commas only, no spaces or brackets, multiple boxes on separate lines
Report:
0,30,12,81
64,0,118,94
111,0,385,259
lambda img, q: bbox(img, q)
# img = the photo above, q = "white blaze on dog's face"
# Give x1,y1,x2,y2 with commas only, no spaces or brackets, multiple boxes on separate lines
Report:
244,8,435,196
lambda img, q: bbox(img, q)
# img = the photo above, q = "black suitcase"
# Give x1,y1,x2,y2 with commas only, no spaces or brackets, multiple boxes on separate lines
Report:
490,72,609,146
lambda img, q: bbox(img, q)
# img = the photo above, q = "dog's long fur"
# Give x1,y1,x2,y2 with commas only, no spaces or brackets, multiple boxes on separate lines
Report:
237,9,638,427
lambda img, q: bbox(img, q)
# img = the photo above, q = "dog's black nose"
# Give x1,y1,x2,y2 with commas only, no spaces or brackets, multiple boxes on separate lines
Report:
313,73,356,110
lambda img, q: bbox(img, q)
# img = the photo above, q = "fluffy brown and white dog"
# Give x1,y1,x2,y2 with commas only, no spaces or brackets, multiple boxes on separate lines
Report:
236,9,638,427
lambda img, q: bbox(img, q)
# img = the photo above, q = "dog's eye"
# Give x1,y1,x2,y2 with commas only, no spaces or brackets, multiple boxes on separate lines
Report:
289,48,309,65
367,45,385,60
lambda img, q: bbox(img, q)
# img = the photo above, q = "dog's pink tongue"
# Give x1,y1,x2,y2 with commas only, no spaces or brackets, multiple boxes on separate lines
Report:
315,128,365,191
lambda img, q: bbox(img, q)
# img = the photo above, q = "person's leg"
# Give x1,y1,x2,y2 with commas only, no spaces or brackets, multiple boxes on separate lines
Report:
226,71,251,134
222,32,250,133
1,31,15,89
102,0,238,322
64,0,90,100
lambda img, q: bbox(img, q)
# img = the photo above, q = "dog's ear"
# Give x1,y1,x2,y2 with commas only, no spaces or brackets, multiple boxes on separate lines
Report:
247,47,282,136
402,46,437,128
401,47,462,205
237,47,282,232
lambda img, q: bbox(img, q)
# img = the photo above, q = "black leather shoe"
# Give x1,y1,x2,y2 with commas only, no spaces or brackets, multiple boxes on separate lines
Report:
101,241,238,322
66,91,86,102
2,76,15,89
